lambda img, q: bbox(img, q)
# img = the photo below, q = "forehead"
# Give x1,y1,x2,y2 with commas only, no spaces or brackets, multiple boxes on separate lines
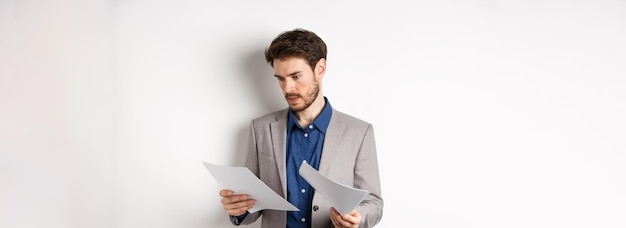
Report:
273,57,312,76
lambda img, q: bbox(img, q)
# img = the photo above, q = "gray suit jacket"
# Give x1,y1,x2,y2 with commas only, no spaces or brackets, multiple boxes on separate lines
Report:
237,108,383,228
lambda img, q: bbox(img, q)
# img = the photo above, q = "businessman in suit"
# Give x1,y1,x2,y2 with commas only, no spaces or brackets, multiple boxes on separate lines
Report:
219,28,383,228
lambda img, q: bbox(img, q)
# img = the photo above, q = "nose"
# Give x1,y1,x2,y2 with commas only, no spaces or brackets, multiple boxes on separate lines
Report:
282,78,296,92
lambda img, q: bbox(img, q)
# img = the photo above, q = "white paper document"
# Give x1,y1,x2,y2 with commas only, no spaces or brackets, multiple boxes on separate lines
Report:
202,162,299,213
298,161,369,215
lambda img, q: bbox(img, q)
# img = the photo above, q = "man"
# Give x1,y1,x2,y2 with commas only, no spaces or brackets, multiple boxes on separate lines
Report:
219,28,383,228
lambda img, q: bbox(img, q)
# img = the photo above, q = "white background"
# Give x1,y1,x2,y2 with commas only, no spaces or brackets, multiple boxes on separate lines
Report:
1,0,625,227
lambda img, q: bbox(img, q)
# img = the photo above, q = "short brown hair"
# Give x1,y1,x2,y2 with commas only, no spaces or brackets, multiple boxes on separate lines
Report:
264,28,327,71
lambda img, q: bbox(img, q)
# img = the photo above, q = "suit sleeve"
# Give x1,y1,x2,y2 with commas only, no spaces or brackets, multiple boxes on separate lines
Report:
234,120,262,225
354,124,384,227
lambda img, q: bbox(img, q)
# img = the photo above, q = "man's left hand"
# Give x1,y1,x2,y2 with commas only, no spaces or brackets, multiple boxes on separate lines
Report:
330,207,361,228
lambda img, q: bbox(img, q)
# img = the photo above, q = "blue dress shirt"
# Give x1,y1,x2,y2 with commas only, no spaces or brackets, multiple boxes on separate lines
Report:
285,97,332,228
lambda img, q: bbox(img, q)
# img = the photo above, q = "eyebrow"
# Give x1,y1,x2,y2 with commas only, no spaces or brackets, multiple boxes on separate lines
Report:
275,71,302,78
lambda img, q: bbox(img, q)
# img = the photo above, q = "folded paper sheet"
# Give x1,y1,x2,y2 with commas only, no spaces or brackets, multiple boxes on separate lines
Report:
202,162,299,213
298,161,369,215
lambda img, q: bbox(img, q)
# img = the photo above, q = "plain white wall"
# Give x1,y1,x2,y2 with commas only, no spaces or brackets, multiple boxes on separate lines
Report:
1,0,625,228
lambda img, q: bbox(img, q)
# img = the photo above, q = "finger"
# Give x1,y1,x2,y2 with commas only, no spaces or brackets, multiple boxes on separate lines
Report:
330,208,352,227
341,210,361,227
337,217,353,228
342,211,356,223
219,189,232,197
350,210,361,221
329,208,341,227
330,215,342,228
224,199,255,216
222,196,253,209
221,193,248,204
226,206,248,216
341,214,357,225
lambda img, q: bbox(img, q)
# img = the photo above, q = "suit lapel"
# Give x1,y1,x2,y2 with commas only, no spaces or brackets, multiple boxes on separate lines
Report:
270,109,289,197
319,109,344,175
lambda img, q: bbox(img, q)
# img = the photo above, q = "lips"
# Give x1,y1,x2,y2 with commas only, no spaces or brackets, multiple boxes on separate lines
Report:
286,94,301,104
287,96,299,104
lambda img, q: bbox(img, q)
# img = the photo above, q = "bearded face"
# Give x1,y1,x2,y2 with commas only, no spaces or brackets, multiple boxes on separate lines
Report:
273,57,324,113
284,78,320,112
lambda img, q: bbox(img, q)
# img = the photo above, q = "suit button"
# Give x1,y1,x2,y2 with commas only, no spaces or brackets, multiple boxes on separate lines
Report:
313,205,319,211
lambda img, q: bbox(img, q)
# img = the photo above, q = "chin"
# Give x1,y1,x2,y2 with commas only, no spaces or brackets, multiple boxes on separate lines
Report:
290,104,305,112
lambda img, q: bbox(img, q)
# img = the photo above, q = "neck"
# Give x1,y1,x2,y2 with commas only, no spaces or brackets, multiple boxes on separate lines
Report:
294,95,325,127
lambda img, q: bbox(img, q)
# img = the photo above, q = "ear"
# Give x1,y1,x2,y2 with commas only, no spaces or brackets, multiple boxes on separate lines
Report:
315,58,326,80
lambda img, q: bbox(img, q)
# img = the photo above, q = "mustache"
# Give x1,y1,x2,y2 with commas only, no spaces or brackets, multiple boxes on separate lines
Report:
285,93,302,99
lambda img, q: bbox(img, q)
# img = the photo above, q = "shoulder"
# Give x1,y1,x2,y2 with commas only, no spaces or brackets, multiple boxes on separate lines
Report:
332,108,373,129
251,108,289,125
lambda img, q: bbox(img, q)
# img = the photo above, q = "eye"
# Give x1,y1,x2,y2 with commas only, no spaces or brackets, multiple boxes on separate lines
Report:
292,75,301,80
275,76,285,81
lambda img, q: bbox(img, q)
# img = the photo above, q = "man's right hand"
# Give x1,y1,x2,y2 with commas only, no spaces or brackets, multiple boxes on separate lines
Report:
219,189,255,216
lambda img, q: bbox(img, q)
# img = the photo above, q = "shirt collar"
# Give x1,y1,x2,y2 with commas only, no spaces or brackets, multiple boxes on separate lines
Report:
287,97,333,134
